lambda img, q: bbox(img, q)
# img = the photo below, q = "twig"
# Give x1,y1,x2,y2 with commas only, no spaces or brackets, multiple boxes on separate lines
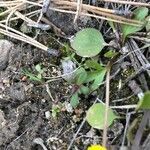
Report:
74,0,82,23
45,84,55,102
121,111,135,146
23,0,142,26
100,0,150,7
132,111,150,149
67,98,99,150
67,118,86,150
0,3,23,17
48,7,141,26
0,9,41,23
0,27,48,51
102,63,111,147
110,105,137,109
52,0,142,26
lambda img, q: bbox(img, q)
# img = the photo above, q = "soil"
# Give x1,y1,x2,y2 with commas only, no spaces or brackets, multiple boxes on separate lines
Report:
0,1,150,150
0,33,125,150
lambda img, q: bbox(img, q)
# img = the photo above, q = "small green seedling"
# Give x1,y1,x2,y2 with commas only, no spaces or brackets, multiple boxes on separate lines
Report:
137,91,150,109
68,28,109,107
51,104,61,118
22,64,45,82
70,60,106,108
121,7,148,40
71,28,107,57
86,103,118,129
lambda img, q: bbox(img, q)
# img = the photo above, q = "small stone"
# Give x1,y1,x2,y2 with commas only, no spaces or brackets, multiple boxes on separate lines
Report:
42,99,46,103
45,111,50,119
64,102,73,113
0,40,13,70
61,59,76,82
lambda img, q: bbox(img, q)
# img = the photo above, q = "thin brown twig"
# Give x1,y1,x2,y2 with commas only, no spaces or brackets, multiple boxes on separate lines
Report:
102,63,111,147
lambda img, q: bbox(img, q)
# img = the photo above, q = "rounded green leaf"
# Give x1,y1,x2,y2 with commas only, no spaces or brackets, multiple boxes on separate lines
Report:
86,103,118,129
71,28,105,57
137,91,150,109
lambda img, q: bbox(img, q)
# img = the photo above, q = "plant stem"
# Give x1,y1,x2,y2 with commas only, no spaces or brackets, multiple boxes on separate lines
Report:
102,62,111,147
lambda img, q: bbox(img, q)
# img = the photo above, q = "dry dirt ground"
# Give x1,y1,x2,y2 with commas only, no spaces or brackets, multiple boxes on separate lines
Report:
0,1,150,150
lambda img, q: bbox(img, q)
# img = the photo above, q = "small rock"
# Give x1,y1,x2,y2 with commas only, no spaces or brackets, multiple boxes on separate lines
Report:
45,111,50,119
64,101,73,113
86,128,95,138
0,40,13,70
61,59,76,82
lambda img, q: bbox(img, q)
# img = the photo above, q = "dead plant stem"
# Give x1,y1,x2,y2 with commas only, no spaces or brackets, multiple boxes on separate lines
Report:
100,0,150,7
102,62,111,147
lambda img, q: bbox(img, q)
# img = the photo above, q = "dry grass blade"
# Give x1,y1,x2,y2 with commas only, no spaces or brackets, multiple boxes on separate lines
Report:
0,3,24,17
52,0,143,26
48,7,141,26
0,23,48,51
0,10,41,23
21,0,143,26
74,0,82,23
0,0,148,26
100,0,150,7
14,11,36,24
0,1,22,7
0,27,48,51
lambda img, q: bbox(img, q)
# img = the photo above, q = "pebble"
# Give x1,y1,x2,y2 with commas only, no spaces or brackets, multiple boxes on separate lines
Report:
0,40,13,71
45,111,51,119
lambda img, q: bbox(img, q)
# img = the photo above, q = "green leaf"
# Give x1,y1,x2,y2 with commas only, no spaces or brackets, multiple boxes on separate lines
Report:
71,28,105,57
29,75,42,82
108,21,116,32
137,91,150,109
85,60,104,70
90,69,106,91
80,85,90,95
85,68,106,83
70,92,79,108
35,64,42,72
52,105,61,118
121,7,148,39
86,103,118,129
76,69,87,85
146,16,150,31
104,50,118,58
22,69,42,82
74,67,87,84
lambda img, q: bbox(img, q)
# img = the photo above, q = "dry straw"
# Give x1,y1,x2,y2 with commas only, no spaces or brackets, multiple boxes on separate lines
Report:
0,0,149,51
